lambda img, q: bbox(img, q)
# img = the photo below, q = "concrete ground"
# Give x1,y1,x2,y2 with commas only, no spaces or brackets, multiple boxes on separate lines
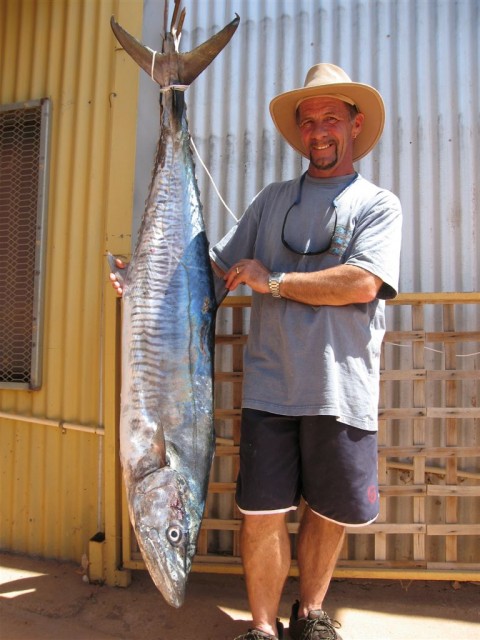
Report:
0,552,479,640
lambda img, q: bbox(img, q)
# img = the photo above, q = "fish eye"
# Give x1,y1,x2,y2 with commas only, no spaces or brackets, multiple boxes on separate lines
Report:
166,525,183,546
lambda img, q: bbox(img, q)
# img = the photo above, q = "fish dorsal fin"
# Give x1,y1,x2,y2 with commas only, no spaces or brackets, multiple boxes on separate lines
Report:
110,9,239,89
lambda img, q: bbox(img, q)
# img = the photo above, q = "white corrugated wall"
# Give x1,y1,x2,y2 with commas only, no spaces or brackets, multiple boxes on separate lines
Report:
133,0,479,296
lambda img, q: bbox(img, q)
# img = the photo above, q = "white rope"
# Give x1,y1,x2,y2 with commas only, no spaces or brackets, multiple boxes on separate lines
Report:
159,84,189,93
190,135,239,222
146,47,157,81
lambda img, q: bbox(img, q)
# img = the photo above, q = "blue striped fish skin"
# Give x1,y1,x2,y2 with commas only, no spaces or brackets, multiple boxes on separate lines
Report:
110,7,239,608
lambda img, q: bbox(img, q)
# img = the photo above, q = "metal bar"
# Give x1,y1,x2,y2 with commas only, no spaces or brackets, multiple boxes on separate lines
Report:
0,410,105,435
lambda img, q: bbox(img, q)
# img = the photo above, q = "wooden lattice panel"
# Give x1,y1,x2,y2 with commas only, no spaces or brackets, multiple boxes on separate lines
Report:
124,293,480,580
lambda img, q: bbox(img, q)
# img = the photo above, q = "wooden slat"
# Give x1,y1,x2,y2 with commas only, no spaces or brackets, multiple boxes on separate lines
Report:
208,482,236,493
220,292,480,308
426,330,480,342
215,334,248,345
199,520,480,537
412,305,426,563
208,482,480,498
426,370,480,380
215,409,242,419
427,407,480,418
444,304,458,563
387,461,480,481
384,330,425,342
214,371,243,382
427,524,480,536
231,304,244,557
215,444,480,460
376,345,388,562
379,446,479,457
214,444,239,456
379,485,426,496
386,292,480,305
217,370,480,384
378,408,427,418
380,369,426,380
427,485,480,496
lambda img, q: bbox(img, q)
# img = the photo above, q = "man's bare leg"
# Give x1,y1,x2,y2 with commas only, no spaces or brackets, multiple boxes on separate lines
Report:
241,513,291,636
296,506,345,616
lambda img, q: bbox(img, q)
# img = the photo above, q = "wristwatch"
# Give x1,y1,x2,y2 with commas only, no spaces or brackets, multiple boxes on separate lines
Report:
268,272,286,298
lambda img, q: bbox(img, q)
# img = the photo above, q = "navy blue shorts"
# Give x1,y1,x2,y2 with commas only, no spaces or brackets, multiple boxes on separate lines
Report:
236,409,379,526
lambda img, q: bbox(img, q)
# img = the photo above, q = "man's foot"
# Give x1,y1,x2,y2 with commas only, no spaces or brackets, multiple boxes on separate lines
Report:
235,619,284,640
289,601,342,639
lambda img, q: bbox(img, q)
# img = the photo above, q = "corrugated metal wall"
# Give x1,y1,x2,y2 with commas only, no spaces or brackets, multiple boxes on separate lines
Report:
134,0,479,296
0,0,141,561
129,0,479,571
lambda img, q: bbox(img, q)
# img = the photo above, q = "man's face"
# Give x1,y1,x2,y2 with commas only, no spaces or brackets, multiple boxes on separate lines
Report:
297,96,364,178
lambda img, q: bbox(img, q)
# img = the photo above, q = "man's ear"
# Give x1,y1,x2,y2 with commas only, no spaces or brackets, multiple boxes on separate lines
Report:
353,112,365,138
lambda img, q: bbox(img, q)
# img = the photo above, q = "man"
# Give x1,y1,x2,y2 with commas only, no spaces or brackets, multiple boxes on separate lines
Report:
210,63,402,640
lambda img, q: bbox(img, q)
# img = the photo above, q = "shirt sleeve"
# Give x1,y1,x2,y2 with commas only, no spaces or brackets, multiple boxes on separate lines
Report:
345,189,402,300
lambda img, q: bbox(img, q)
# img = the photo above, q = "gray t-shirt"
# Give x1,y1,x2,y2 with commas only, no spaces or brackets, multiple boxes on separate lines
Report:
211,173,402,431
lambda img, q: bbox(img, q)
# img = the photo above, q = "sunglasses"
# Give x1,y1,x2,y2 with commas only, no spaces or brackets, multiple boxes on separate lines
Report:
281,173,338,256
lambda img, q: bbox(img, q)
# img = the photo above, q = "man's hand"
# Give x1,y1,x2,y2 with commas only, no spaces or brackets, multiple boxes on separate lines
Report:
224,259,270,294
109,257,127,297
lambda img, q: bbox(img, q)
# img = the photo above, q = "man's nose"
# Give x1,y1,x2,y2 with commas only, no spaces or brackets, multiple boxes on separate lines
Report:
311,121,327,138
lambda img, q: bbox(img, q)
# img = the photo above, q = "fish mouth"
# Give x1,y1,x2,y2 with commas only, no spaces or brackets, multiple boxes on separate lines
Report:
142,533,188,608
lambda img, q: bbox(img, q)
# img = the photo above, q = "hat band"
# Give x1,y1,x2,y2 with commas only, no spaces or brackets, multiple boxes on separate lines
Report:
295,93,357,111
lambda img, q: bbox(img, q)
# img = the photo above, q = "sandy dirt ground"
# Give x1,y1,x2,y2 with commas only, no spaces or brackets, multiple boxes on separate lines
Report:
0,552,479,640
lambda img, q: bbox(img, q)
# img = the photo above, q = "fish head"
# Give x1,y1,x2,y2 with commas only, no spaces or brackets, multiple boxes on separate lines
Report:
129,467,199,608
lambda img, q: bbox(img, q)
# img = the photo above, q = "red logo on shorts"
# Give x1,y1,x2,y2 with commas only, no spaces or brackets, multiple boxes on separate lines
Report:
367,485,378,504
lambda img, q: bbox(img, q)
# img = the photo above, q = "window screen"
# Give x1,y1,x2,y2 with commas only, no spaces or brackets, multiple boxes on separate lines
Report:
0,98,50,389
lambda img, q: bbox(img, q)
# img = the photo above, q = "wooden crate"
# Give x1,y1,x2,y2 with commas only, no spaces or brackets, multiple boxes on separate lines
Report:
125,293,480,581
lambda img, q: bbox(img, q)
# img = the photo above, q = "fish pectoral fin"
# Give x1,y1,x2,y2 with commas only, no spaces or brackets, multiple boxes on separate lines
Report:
133,439,167,482
164,440,181,469
106,252,129,288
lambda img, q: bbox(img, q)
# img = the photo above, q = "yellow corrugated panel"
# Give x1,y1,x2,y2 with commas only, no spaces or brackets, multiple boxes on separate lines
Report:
0,0,141,564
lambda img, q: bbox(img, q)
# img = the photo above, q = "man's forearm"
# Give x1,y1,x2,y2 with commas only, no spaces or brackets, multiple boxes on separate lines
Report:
279,264,382,306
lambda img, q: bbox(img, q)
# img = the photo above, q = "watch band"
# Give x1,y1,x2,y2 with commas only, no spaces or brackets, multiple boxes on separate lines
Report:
268,272,286,298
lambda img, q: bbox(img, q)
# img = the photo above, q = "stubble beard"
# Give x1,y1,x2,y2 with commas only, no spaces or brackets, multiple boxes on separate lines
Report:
309,144,338,171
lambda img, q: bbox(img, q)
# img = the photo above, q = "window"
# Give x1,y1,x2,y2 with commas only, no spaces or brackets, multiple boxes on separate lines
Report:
0,98,50,389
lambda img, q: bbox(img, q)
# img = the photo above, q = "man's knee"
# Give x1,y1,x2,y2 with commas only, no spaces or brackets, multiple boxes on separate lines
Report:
241,512,286,538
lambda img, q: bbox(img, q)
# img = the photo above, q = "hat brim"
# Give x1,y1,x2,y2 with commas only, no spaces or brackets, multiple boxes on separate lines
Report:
269,82,385,162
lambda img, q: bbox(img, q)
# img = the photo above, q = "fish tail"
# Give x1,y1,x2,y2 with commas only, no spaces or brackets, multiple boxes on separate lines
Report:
110,6,239,89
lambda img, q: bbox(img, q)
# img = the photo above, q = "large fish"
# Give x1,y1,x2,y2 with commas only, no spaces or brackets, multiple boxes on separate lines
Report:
108,2,239,608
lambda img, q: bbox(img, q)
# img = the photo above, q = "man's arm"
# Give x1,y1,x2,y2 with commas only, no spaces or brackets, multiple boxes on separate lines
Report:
223,259,382,306
279,265,382,305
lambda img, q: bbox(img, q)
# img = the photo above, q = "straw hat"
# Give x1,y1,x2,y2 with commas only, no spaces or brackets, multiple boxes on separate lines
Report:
269,63,385,162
